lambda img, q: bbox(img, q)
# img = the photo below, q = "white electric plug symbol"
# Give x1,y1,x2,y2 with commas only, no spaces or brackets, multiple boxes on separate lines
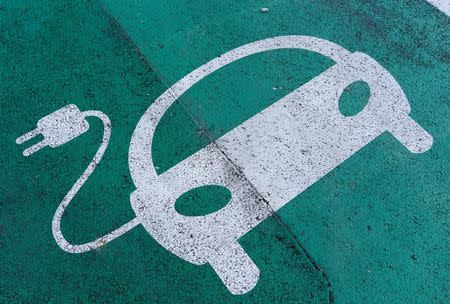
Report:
16,104,140,253
17,36,433,295
16,104,90,156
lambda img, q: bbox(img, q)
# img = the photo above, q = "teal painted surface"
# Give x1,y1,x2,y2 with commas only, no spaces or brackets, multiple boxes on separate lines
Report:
1,0,448,303
102,0,449,303
0,1,329,303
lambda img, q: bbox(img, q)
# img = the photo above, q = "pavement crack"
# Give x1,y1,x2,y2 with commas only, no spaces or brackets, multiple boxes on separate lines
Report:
98,0,174,91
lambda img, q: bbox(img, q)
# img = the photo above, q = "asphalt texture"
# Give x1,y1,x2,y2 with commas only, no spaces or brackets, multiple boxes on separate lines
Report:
0,1,449,303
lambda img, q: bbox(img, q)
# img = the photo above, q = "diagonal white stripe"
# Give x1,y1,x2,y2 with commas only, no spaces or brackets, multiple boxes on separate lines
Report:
426,0,450,16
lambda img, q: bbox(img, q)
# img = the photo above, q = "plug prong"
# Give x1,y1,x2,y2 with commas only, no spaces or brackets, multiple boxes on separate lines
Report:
16,128,41,145
23,140,47,157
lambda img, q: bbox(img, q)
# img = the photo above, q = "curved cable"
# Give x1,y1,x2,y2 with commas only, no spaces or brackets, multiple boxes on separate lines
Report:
52,110,140,253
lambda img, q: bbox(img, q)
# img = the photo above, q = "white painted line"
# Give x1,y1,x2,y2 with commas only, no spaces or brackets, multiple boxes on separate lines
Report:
426,0,450,16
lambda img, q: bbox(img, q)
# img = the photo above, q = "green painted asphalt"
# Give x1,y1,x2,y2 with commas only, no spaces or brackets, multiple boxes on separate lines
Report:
1,0,449,303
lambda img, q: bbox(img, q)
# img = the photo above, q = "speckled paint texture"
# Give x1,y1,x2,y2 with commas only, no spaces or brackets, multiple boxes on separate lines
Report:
1,0,449,303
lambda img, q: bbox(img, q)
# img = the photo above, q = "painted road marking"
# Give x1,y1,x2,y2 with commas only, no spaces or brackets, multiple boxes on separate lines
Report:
17,36,433,295
426,0,450,16
17,105,141,253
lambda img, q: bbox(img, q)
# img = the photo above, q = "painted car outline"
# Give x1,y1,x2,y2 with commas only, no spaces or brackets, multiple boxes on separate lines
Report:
128,36,433,294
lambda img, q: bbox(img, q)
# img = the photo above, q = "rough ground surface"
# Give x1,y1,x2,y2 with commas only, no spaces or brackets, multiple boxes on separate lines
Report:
0,1,448,303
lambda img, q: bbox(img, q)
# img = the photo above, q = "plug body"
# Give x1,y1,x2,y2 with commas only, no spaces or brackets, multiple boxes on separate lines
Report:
16,104,90,156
